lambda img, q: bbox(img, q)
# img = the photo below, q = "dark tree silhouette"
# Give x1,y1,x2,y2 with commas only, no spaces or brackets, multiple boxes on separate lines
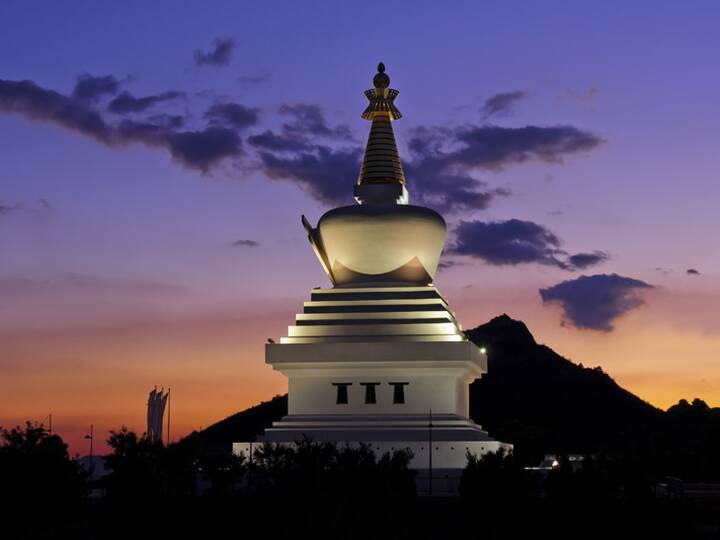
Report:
0,422,87,533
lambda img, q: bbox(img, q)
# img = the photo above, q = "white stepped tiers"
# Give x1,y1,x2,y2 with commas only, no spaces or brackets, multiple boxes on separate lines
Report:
233,286,510,494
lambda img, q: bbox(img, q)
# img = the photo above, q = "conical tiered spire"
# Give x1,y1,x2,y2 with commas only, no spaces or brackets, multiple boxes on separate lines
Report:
354,63,408,205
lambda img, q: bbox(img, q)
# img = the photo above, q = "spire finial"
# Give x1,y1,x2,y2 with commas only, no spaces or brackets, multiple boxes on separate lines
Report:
363,63,400,120
373,62,390,89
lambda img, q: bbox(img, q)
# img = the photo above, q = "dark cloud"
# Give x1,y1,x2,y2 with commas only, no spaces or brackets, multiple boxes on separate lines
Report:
480,90,527,120
194,38,235,67
258,146,361,205
166,127,242,172
413,124,603,171
404,158,510,214
279,103,353,140
249,103,361,203
232,239,260,247
568,251,610,269
1,78,244,174
450,219,607,271
686,268,701,275
107,91,183,114
539,273,654,331
72,74,121,103
252,115,601,211
0,79,114,143
403,123,603,213
248,130,312,152
451,218,566,267
204,102,259,130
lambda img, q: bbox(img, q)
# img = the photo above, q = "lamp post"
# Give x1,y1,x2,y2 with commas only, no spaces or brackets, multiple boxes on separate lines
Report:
84,424,94,478
428,409,433,496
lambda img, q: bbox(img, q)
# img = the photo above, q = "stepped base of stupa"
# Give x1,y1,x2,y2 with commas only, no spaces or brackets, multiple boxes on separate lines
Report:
232,284,510,494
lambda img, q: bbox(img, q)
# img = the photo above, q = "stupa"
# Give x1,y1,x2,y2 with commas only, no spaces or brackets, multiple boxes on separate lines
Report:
234,63,509,494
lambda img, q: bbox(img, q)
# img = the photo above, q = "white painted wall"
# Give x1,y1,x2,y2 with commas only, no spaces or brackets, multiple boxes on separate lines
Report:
286,368,475,416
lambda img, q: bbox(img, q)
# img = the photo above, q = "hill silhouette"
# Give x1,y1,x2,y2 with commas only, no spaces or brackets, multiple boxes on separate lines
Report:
196,314,720,476
467,314,661,461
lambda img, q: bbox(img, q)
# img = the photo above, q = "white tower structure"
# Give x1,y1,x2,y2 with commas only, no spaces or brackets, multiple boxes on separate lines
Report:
234,64,509,494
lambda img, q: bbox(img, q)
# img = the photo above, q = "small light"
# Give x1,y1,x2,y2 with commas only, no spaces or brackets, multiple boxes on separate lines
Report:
480,347,487,355
552,460,560,468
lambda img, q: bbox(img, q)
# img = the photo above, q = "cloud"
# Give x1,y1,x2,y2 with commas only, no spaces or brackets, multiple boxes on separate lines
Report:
403,123,603,213
204,102,259,130
450,219,607,270
114,120,243,171
238,73,270,85
246,104,341,154
232,239,260,247
0,78,245,174
436,260,464,271
194,38,235,67
165,127,242,171
539,273,654,331
252,115,601,211
686,268,701,275
72,74,120,103
249,103,362,203
107,91,183,114
146,114,185,128
423,124,603,170
452,218,565,267
0,199,50,216
563,87,599,103
0,79,114,143
1,75,602,212
480,90,527,120
567,251,610,269
257,146,361,205
248,130,312,152
0,201,22,215
404,158,510,214
279,103,353,140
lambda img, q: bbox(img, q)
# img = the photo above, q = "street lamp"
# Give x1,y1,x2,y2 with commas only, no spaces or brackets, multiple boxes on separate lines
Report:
84,424,94,479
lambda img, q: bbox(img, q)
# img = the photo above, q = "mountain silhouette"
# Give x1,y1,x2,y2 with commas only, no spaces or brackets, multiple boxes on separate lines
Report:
196,314,719,476
466,314,660,462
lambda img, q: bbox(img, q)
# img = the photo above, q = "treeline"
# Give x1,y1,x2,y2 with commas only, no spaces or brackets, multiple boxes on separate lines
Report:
1,423,718,539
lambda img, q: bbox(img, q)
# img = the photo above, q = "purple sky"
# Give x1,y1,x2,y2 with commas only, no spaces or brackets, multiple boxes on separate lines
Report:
1,1,719,453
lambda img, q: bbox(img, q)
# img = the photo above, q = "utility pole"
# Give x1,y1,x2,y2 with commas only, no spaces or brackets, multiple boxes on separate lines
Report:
84,424,94,477
48,414,52,436
166,387,171,446
428,409,433,496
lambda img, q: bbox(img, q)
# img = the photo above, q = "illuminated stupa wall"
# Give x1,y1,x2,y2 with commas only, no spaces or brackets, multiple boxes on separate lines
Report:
234,64,509,495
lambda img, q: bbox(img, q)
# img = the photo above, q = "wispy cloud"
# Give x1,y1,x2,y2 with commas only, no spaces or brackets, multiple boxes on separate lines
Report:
194,38,235,67
480,90,527,120
232,239,260,247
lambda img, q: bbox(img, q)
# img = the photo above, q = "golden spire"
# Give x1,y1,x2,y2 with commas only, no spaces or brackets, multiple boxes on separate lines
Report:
356,63,406,196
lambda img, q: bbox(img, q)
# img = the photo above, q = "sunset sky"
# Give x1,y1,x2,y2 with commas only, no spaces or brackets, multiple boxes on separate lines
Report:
1,1,719,455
